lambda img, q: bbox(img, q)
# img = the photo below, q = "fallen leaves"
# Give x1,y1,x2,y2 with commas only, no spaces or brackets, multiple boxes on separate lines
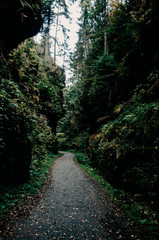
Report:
0,153,146,239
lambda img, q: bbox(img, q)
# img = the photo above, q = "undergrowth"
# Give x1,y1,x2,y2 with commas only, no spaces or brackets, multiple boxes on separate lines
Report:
74,151,159,240
0,152,61,219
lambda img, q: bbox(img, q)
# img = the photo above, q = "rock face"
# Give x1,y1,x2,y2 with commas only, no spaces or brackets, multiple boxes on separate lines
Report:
0,0,42,52
0,0,42,185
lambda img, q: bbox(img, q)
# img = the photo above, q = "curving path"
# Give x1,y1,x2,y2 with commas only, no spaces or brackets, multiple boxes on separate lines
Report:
3,152,143,239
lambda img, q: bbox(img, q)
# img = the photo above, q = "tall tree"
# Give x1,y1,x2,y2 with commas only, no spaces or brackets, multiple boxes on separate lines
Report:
53,0,70,62
41,0,70,62
42,0,55,60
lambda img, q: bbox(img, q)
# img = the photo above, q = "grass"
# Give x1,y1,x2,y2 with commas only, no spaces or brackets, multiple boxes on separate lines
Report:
0,152,61,219
74,151,159,240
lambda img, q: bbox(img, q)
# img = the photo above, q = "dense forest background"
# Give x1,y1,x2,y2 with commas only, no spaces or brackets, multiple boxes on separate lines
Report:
0,0,159,238
58,0,159,234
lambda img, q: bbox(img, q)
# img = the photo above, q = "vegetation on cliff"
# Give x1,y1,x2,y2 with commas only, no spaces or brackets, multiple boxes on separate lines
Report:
0,38,65,184
0,0,66,186
0,0,66,220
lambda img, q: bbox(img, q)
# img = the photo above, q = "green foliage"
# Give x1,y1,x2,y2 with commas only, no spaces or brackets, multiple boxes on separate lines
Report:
107,3,139,61
88,94,159,208
0,38,64,185
74,152,90,166
57,80,89,151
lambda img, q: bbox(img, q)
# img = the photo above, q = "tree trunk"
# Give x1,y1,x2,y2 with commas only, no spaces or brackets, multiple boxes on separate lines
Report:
104,0,109,55
104,30,108,55
54,3,60,63
45,30,49,61
44,0,52,61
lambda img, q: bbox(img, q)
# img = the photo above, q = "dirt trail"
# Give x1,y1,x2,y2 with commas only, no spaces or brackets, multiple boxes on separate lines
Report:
2,152,143,239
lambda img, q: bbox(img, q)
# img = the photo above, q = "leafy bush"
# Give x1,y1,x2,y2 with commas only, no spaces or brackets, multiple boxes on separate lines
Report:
88,95,159,210
75,152,90,166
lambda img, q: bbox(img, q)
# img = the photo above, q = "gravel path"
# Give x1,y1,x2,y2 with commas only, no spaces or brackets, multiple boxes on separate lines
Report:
3,152,143,239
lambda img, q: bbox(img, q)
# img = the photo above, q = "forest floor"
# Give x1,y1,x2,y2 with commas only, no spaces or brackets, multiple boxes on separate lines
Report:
0,152,146,239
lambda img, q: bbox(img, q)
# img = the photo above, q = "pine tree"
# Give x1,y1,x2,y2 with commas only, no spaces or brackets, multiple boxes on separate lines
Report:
41,0,70,62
